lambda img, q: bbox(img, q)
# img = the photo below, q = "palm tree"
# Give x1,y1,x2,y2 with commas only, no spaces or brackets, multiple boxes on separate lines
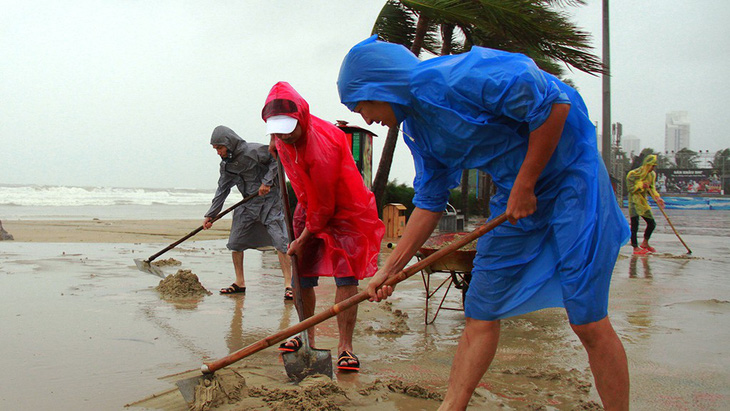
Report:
710,148,730,172
674,148,699,169
710,148,730,193
635,148,672,170
369,0,604,217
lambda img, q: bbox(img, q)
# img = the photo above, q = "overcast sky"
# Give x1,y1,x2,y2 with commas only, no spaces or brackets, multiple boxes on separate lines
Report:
2,1,729,190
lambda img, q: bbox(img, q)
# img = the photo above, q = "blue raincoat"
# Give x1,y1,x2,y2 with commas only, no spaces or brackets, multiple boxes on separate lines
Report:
338,36,629,325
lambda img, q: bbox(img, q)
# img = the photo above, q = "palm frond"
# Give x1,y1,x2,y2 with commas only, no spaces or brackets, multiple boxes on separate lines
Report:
372,0,418,49
397,0,603,75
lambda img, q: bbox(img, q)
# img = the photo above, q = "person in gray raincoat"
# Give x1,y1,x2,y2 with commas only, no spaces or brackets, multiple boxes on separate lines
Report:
203,125,292,299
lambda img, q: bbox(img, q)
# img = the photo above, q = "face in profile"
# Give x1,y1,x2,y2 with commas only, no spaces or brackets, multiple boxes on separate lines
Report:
354,101,397,128
213,144,229,159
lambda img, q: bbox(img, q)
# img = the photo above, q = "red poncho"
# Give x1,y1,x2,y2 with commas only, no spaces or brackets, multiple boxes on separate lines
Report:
263,81,384,279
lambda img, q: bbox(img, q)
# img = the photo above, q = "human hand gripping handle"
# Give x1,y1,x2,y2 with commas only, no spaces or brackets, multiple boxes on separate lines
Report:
505,181,537,225
286,228,311,258
366,208,443,302
366,270,394,302
202,216,213,230
258,184,271,197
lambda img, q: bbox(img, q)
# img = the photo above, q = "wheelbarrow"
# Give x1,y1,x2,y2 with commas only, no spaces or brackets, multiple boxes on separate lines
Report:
418,232,477,324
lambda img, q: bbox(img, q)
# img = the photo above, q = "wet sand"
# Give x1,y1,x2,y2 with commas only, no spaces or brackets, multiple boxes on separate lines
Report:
1,213,729,410
2,219,232,243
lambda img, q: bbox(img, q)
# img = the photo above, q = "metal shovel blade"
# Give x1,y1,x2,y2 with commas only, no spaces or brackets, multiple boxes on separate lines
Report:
134,258,166,278
282,331,333,382
174,370,215,404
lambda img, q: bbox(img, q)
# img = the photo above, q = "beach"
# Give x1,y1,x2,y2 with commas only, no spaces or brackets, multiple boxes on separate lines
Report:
2,219,232,243
1,209,729,410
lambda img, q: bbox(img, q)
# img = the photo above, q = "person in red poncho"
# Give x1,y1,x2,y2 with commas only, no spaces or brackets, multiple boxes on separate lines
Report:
262,81,385,372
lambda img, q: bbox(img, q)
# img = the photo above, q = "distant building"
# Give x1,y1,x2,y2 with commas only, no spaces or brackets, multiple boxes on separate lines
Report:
621,135,641,158
665,111,690,153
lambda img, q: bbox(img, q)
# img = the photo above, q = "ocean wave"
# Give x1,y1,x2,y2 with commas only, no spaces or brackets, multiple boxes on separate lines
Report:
0,184,215,207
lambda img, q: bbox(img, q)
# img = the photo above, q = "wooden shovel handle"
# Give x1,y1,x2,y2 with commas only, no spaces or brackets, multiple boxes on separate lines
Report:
276,157,307,322
649,193,692,254
202,213,508,374
146,193,258,263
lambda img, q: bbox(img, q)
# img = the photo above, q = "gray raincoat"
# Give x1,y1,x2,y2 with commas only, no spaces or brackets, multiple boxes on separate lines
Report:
205,126,288,252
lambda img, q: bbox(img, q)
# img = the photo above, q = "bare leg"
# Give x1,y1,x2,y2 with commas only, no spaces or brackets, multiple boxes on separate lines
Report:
335,285,358,360
277,251,292,288
571,316,629,411
439,318,501,410
231,251,244,287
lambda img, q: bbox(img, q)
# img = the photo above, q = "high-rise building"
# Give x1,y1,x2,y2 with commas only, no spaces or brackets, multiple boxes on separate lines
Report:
621,135,641,158
665,111,690,153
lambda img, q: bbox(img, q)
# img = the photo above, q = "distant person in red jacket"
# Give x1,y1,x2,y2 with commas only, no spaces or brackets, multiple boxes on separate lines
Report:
262,81,385,372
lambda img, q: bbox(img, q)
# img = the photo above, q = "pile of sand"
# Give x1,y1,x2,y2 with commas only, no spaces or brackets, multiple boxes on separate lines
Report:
190,369,248,411
156,269,211,299
364,308,410,335
151,257,183,267
358,379,443,401
248,380,347,411
189,373,444,411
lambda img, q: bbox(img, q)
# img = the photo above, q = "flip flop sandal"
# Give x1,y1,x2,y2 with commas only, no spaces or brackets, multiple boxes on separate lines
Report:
220,283,246,294
337,350,360,372
284,287,294,300
278,336,303,352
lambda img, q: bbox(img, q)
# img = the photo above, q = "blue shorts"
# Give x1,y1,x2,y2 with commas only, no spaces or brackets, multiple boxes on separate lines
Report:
299,276,358,289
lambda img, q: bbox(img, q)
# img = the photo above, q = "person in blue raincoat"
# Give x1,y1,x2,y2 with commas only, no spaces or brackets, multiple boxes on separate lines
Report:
338,36,630,410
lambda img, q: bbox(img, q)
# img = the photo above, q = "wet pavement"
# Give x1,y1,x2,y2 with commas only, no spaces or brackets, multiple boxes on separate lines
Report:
0,209,728,410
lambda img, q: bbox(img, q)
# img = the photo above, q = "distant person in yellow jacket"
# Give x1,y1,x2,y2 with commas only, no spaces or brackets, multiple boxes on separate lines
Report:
626,155,665,255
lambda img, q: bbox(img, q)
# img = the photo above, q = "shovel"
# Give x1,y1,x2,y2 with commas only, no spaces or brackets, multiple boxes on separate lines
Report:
175,213,508,403
134,193,258,277
649,192,692,254
276,158,333,382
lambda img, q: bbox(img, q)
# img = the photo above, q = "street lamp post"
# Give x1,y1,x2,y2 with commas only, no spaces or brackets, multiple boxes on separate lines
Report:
602,0,612,172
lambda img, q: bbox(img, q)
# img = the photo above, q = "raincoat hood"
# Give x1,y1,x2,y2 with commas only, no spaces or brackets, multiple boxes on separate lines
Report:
634,154,658,180
210,125,247,160
337,35,419,111
643,154,657,167
262,81,311,137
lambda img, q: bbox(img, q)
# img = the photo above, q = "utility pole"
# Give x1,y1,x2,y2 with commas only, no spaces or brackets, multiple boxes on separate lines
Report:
602,0,612,172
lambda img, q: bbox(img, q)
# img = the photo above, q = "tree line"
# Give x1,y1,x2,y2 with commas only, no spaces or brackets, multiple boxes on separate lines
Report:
619,147,730,171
